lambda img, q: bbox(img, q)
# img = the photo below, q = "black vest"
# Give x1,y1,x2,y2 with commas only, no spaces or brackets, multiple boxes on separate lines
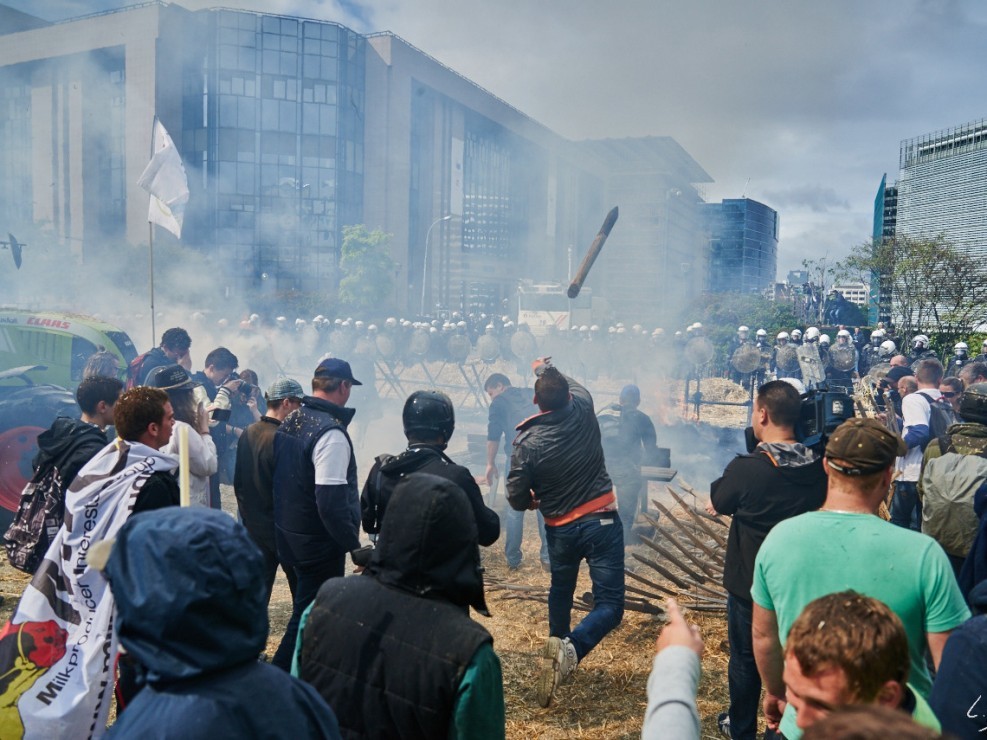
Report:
300,576,491,740
274,396,357,566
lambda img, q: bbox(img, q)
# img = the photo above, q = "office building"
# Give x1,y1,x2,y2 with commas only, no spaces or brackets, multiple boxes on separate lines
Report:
0,2,712,321
703,198,778,294
897,118,987,262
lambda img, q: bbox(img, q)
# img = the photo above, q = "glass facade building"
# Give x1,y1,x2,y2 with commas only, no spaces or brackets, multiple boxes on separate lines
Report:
181,10,365,298
897,118,987,263
704,198,778,294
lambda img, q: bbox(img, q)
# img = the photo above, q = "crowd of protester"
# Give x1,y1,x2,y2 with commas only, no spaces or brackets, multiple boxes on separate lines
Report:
1,324,986,739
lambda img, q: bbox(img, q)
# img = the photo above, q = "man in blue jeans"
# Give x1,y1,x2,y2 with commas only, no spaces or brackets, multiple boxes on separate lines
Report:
484,373,549,569
891,358,945,531
507,360,624,707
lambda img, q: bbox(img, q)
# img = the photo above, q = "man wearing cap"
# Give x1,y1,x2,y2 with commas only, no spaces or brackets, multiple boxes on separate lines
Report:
234,377,304,605
751,418,970,740
271,358,362,671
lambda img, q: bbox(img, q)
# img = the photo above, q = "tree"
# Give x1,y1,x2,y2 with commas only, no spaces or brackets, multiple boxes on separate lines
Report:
337,225,395,314
689,292,800,365
834,235,987,347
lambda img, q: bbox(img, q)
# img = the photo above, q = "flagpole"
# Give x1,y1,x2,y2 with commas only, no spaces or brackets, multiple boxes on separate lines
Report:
149,222,156,343
148,115,157,345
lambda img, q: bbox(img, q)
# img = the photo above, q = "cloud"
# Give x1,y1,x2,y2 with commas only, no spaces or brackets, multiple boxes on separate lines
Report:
762,185,851,214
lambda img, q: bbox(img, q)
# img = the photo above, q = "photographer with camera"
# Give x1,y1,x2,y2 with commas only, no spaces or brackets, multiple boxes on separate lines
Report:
192,347,250,509
706,380,827,740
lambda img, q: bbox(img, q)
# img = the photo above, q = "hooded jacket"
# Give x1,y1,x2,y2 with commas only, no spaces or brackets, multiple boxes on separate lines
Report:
103,507,341,739
360,444,500,545
32,416,107,490
711,442,826,602
299,474,498,739
506,374,613,522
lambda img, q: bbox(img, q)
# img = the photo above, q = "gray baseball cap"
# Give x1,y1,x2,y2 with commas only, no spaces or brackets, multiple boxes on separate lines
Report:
265,378,305,402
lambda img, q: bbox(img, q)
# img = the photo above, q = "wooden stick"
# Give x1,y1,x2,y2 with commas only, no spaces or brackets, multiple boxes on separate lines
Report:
666,487,728,547
631,553,690,589
649,501,724,565
645,515,722,579
638,533,709,584
625,568,679,597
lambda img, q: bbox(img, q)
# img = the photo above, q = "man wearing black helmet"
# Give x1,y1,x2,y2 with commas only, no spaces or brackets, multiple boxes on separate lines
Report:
360,390,500,545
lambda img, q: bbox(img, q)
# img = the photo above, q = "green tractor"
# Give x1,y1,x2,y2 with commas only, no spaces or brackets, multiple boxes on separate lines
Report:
0,310,138,530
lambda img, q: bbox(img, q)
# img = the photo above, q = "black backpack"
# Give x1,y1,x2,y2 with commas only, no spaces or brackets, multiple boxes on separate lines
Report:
915,391,957,451
3,461,66,573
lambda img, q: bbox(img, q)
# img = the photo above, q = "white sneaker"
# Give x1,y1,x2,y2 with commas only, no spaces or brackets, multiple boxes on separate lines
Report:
537,636,578,707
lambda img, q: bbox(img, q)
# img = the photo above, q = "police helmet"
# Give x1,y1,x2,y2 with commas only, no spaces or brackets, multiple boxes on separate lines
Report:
777,331,790,342
756,328,767,337
820,334,831,347
837,329,851,340
402,390,455,443
912,334,930,350
955,342,969,355
805,327,820,341
738,325,750,335
959,383,987,425
791,329,802,340
871,329,885,343
879,339,896,356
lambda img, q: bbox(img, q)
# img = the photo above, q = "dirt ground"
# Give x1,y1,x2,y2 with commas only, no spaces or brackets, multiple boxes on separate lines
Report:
0,482,732,739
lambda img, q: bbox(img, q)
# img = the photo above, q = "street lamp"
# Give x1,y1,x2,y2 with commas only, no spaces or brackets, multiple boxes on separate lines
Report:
420,214,452,316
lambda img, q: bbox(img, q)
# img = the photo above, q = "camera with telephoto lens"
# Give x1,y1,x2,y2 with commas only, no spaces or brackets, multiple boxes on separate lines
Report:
744,384,855,453
226,371,260,405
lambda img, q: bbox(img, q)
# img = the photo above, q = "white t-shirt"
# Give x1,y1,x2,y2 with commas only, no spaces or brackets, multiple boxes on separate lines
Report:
897,388,942,482
311,428,351,485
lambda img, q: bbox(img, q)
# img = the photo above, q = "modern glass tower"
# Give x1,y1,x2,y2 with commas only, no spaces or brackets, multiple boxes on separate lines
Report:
897,118,987,262
704,198,778,294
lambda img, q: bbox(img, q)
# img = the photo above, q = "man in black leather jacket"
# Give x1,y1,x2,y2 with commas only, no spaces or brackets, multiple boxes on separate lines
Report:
507,361,624,707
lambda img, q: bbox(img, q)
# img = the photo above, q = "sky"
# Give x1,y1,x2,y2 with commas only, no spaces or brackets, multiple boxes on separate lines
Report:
10,0,987,276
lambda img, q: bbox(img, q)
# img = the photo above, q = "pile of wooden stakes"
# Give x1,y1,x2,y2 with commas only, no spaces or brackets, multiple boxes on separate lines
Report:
629,481,728,613
488,480,728,617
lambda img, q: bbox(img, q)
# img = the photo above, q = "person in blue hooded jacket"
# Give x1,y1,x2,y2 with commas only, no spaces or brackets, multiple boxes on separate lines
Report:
100,507,341,739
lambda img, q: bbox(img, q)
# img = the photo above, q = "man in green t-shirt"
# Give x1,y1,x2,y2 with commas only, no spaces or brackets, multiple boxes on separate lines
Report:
783,591,940,737
751,418,970,739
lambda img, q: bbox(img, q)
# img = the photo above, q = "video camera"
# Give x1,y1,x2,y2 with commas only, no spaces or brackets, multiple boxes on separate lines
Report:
745,385,855,453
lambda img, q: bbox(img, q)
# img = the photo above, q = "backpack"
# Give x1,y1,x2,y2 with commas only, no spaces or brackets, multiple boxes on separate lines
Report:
3,462,66,573
921,435,987,558
125,351,151,389
915,391,957,450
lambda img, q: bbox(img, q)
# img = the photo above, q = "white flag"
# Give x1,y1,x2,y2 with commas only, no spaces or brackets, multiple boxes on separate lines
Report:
137,119,189,239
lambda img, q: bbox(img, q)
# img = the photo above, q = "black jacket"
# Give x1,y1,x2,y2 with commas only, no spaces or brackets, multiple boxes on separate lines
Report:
710,444,827,601
233,416,280,554
104,507,341,739
506,374,613,521
299,474,492,739
32,417,107,491
361,444,500,545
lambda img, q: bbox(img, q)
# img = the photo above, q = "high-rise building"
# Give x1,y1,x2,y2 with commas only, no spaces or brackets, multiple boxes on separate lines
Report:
870,173,897,325
897,118,987,262
703,198,778,294
0,2,712,321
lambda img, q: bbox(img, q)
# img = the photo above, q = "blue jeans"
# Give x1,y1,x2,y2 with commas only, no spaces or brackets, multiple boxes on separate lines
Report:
545,513,625,661
272,555,344,671
505,508,549,568
890,480,922,531
727,594,760,740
